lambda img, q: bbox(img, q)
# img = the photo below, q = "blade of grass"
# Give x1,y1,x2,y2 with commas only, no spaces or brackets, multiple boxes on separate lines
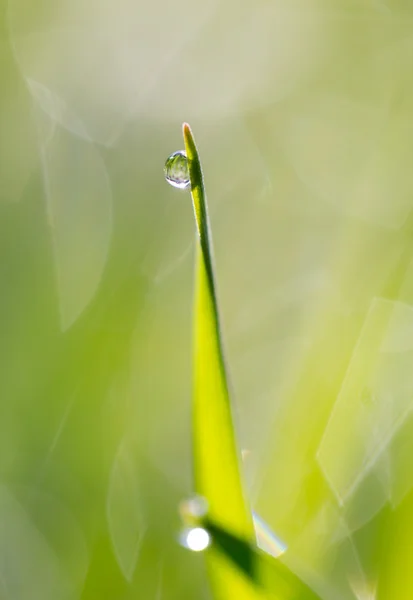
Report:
205,518,323,600
182,122,253,542
182,123,322,600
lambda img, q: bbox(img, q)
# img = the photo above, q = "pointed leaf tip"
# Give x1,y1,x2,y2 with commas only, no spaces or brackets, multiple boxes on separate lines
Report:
182,124,195,154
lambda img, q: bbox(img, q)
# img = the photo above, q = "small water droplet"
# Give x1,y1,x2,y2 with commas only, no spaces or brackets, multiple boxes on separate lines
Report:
179,527,211,552
179,495,208,521
164,150,190,189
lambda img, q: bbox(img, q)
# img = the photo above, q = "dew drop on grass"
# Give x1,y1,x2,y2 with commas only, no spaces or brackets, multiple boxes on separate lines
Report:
180,526,211,552
164,150,190,189
178,496,211,552
179,495,209,524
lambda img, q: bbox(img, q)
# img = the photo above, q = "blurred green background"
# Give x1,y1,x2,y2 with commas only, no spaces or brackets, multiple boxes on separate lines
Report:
1,0,413,598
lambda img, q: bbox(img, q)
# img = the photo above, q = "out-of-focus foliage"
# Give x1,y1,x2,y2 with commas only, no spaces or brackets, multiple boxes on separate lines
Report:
1,0,413,598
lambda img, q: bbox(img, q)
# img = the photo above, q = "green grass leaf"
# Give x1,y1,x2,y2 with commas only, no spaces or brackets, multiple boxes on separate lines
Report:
205,518,323,600
182,123,322,600
182,122,253,542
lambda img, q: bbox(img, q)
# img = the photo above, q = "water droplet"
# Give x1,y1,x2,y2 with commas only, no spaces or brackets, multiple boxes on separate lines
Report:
180,527,211,552
179,495,209,523
164,151,190,189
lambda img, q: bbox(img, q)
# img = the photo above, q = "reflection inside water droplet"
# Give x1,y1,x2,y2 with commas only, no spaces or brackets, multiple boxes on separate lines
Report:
164,150,190,189
180,527,211,552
